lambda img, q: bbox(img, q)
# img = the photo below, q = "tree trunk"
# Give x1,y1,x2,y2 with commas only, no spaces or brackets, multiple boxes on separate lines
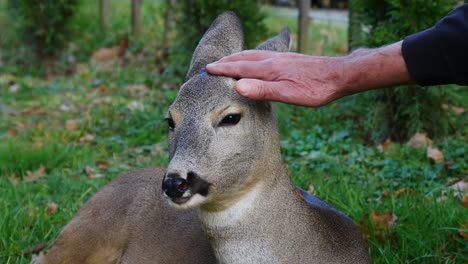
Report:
298,0,310,53
131,0,142,39
162,0,177,49
100,0,109,34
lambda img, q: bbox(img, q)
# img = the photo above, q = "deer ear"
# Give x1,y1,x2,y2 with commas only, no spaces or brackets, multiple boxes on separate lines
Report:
256,27,291,52
186,11,244,80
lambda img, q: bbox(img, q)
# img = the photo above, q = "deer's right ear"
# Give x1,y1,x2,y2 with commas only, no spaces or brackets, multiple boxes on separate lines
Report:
256,27,291,52
186,12,244,80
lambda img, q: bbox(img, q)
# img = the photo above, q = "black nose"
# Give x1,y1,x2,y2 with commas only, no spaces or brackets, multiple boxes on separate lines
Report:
162,175,188,198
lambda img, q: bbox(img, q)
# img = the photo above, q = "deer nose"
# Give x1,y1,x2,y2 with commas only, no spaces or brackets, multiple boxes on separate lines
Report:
162,175,188,198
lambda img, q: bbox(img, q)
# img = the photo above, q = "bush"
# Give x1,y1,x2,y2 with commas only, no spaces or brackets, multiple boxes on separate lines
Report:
349,0,459,142
165,0,268,83
6,0,80,77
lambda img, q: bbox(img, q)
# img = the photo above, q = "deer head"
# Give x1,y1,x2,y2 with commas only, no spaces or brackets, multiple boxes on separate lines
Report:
162,12,291,211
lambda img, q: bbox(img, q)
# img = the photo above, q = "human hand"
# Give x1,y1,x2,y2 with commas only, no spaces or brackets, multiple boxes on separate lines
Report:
206,50,348,107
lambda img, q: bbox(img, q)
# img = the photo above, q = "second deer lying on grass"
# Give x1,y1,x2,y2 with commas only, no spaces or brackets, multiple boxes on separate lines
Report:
36,12,369,264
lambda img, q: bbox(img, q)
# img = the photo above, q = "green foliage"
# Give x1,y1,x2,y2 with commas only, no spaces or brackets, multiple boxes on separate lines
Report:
350,0,459,142
6,0,80,74
166,0,268,82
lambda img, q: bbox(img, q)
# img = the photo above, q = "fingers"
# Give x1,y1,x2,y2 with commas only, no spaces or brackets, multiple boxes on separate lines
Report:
235,79,295,104
211,50,282,64
207,60,277,80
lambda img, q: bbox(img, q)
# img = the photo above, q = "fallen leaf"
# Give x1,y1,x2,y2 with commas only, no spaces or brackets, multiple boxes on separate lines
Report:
20,108,47,117
462,193,468,208
307,183,316,195
441,104,465,115
46,202,58,215
26,165,47,182
82,166,104,179
395,188,410,198
153,144,165,155
59,104,75,112
450,179,468,193
406,132,432,148
9,172,21,185
95,160,110,169
7,128,18,136
125,84,149,98
127,100,145,111
96,84,109,94
459,222,468,240
9,84,20,93
370,210,398,231
427,146,444,163
65,120,79,130
79,134,95,144
23,241,46,255
91,96,112,105
382,138,392,149
358,211,398,246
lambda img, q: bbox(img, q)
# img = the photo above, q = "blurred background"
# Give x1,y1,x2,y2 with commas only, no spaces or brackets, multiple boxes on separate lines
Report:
0,1,466,263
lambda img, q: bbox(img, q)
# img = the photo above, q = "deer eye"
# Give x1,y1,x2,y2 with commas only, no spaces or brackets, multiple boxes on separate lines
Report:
166,118,175,130
219,114,241,127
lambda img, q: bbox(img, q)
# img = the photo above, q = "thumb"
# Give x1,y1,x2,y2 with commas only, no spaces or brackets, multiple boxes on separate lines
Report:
235,79,274,101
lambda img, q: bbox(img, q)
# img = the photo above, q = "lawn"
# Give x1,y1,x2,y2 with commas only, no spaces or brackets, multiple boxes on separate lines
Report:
0,1,467,263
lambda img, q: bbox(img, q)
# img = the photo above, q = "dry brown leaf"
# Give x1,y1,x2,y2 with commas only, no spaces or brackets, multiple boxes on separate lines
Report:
395,188,410,198
96,84,109,94
79,134,95,144
26,165,47,182
459,222,468,240
46,202,58,215
153,144,165,155
382,138,392,149
83,166,104,179
427,146,444,163
370,210,398,231
91,96,112,105
450,179,468,193
95,160,110,169
9,172,21,185
441,104,465,115
358,211,398,246
462,193,468,208
65,120,79,131
406,132,432,148
7,128,18,136
20,108,47,117
125,84,149,98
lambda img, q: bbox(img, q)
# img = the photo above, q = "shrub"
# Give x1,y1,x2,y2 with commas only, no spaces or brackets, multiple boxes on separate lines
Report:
165,0,268,83
349,0,459,142
6,0,80,77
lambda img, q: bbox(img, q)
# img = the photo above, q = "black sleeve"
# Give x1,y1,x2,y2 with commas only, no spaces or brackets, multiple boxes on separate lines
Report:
402,4,468,86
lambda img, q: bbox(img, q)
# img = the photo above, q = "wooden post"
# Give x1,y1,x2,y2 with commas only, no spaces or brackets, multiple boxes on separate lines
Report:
100,0,109,33
298,0,310,53
131,0,142,39
348,0,362,51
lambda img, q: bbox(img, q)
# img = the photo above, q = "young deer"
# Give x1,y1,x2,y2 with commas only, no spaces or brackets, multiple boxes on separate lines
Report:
36,12,369,264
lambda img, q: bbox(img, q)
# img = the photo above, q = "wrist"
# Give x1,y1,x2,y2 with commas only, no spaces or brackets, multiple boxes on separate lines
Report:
339,41,414,96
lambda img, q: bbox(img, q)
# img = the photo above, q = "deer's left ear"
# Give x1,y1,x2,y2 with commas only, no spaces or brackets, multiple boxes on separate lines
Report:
186,12,244,80
255,27,291,52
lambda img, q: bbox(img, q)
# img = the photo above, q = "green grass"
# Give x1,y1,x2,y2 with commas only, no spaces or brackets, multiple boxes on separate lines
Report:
1,2,467,264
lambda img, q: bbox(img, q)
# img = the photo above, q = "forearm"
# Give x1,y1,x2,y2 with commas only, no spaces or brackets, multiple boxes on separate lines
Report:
338,41,415,96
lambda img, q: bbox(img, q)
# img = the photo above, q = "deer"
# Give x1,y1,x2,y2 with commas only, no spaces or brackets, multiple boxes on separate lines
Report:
34,12,369,264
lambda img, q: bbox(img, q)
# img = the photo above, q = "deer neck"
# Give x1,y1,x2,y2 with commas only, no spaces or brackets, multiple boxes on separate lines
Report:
198,150,297,233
